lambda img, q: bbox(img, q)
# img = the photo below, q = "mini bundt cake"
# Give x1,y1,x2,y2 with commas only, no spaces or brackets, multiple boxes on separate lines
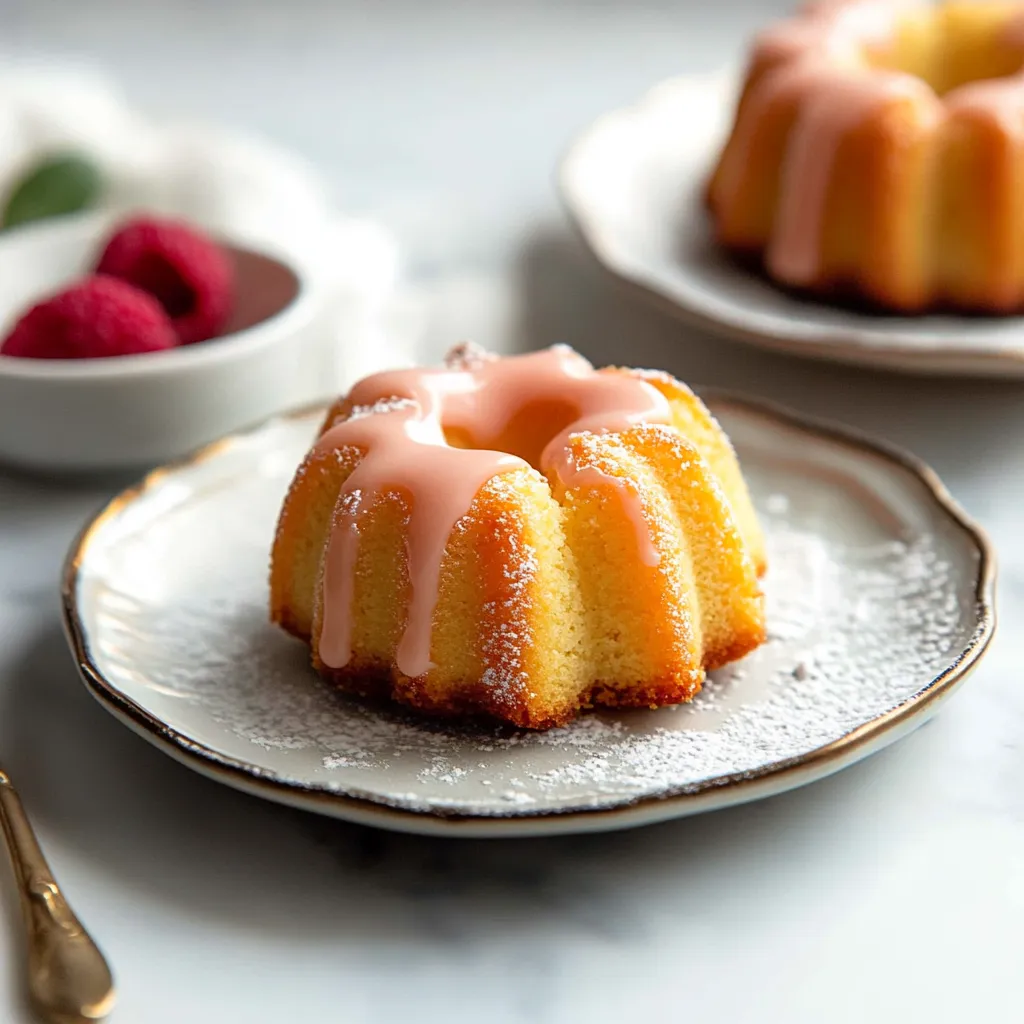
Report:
708,0,1024,312
271,344,766,730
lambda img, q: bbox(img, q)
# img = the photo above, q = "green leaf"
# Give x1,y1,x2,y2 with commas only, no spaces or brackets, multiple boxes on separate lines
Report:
2,153,103,229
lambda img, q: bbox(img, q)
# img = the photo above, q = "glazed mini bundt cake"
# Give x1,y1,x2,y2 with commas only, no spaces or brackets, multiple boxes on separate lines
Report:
271,344,766,730
708,0,1024,312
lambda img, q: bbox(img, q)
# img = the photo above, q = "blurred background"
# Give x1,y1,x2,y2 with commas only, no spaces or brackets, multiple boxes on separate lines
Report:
0,0,787,315
2,4,1022,1023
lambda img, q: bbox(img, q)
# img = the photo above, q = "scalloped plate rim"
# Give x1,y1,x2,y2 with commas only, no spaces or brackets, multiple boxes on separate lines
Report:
60,397,997,837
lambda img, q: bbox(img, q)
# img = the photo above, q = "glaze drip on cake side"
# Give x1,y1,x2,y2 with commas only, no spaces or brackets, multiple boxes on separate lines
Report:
314,345,673,678
764,69,936,282
726,1,932,285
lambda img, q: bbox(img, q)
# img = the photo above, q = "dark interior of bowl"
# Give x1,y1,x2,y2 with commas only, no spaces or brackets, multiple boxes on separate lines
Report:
221,246,301,334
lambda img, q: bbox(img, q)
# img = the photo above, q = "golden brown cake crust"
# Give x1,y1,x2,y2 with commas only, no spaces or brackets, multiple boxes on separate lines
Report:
315,663,718,731
312,617,766,731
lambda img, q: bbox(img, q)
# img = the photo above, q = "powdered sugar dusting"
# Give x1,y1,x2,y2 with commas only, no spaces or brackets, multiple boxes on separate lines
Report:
76,408,986,819
348,396,418,420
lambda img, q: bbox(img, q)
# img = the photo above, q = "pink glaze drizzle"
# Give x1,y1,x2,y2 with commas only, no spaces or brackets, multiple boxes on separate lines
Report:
721,1,931,282
315,345,673,678
767,65,932,283
944,73,1024,129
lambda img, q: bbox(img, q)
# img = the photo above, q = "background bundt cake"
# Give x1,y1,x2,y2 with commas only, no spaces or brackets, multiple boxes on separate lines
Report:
271,344,766,730
707,0,1024,312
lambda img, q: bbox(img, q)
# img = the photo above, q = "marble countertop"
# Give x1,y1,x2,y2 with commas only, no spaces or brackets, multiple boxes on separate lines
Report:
1,2,1022,1021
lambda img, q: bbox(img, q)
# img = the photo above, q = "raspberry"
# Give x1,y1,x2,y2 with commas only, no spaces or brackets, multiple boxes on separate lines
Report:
0,275,177,359
96,216,235,344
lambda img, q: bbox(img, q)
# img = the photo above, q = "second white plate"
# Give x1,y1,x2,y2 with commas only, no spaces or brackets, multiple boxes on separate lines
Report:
561,71,1024,377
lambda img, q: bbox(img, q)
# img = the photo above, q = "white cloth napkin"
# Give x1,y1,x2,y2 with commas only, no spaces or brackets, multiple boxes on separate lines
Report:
0,62,412,387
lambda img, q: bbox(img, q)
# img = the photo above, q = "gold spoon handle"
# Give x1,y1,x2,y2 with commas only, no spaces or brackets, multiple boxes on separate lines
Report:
0,768,116,1023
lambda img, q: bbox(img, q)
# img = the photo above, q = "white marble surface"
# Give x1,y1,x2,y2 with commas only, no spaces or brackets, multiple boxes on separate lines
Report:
0,1,1022,1021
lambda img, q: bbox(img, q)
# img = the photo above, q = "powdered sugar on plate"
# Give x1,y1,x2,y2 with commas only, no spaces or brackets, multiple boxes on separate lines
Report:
73,406,988,820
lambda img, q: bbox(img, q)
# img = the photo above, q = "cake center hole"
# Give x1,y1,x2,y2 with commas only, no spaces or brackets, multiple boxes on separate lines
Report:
866,6,1024,95
443,398,581,470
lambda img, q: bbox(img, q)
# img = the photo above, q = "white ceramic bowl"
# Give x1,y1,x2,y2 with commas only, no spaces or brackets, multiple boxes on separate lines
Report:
0,211,335,473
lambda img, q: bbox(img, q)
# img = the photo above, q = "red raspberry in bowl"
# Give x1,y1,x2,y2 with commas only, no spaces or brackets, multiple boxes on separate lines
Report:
96,216,235,344
0,275,177,359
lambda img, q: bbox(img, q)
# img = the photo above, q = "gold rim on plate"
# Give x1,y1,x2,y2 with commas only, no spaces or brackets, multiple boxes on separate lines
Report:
60,395,997,833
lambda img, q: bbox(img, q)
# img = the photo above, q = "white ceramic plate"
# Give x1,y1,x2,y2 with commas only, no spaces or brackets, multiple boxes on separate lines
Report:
560,71,1024,377
62,399,994,837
